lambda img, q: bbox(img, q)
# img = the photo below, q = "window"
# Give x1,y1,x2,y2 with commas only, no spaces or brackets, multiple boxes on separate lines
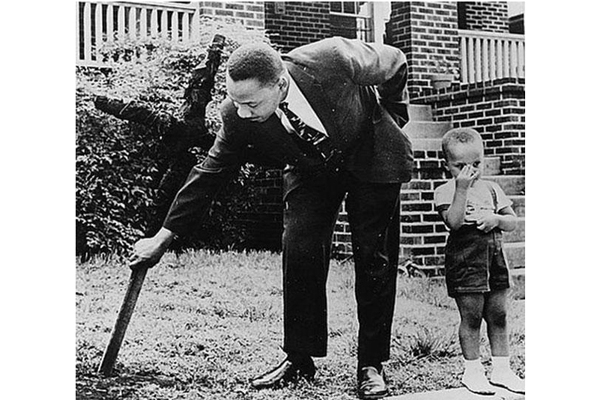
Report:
330,2,374,42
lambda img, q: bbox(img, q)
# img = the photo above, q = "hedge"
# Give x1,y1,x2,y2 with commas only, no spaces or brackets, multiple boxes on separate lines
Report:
76,21,271,258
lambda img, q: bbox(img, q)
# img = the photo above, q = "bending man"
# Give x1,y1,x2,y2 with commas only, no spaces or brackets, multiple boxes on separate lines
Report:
130,37,412,399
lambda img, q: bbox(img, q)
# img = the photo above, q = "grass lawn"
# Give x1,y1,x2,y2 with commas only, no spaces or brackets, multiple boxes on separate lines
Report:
76,250,525,399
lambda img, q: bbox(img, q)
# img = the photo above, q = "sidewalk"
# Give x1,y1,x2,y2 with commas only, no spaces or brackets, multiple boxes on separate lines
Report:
388,387,524,400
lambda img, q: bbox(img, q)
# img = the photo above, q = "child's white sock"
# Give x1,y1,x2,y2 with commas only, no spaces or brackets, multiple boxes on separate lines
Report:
461,359,496,395
490,356,525,394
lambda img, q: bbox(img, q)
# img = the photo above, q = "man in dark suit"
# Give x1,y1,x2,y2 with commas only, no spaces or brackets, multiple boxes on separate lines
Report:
130,37,412,399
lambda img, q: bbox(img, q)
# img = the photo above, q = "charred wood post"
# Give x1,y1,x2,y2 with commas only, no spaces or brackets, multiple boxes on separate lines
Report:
94,35,226,237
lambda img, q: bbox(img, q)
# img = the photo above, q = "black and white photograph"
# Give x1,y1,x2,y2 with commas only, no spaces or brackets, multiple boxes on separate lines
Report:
7,1,598,399
71,2,532,399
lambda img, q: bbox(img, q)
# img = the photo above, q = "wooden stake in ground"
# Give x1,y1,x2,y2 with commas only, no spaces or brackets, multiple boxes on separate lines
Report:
95,35,226,376
98,268,148,376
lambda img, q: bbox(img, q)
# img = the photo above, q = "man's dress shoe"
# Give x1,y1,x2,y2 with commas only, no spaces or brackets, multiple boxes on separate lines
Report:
357,366,388,399
250,357,315,389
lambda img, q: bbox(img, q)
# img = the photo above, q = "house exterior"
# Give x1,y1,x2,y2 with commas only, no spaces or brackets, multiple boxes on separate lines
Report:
77,1,525,273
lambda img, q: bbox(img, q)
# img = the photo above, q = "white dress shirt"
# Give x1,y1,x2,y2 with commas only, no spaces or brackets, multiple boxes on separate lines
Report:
276,75,328,136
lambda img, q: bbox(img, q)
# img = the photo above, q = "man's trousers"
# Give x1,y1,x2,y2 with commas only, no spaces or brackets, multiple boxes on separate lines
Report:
282,169,401,366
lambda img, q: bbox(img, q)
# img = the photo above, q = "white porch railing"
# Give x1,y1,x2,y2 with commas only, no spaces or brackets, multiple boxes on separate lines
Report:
458,29,525,84
77,1,201,66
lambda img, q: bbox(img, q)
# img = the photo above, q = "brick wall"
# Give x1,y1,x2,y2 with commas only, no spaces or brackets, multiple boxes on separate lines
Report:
238,169,283,251
199,1,265,30
264,1,331,52
459,2,509,33
399,157,448,268
412,77,525,175
386,1,460,98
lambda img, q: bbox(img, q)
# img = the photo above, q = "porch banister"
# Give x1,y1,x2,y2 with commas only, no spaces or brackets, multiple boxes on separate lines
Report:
458,29,525,84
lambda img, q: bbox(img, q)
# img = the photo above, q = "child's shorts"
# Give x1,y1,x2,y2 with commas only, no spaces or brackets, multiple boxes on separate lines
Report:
444,226,511,297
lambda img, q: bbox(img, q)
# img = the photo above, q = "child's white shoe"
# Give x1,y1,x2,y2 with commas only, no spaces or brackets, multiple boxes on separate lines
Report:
461,364,496,396
490,369,525,395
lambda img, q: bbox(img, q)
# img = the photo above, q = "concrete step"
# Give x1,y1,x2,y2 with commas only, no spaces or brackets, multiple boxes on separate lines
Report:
412,138,443,151
503,217,525,243
404,121,451,140
486,175,525,196
407,104,433,121
509,195,525,217
484,157,501,176
388,386,524,400
505,242,525,269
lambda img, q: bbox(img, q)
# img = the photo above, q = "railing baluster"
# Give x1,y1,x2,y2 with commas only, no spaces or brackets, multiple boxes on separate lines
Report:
191,8,200,42
510,40,518,78
150,8,158,38
117,5,125,41
503,40,510,78
83,2,92,63
171,11,178,43
517,41,525,78
94,3,102,62
460,36,468,83
129,5,137,41
106,4,114,42
182,12,190,44
482,38,489,82
76,2,80,62
489,39,496,81
161,10,168,39
474,37,482,83
467,37,475,83
496,39,503,78
140,8,147,40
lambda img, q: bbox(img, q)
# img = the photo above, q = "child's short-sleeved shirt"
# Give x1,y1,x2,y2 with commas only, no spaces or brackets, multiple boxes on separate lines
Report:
434,179,512,224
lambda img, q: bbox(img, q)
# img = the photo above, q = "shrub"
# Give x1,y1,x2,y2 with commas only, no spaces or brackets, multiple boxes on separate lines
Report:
76,21,269,258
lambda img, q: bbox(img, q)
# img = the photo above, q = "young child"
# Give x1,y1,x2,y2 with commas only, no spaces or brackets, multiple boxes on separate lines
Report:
433,128,525,395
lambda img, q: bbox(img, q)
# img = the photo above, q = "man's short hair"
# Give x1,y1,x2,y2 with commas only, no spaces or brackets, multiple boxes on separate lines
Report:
227,42,284,86
441,128,483,159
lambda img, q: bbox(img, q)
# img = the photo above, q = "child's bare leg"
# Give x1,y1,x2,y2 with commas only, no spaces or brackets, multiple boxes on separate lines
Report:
484,289,525,394
455,294,495,395
483,289,509,356
455,294,485,360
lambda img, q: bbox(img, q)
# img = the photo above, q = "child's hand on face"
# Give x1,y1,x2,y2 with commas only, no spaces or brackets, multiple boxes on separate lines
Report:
455,165,479,191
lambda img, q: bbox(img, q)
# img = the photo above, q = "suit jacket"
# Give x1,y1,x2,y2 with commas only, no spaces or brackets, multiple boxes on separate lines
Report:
163,37,412,235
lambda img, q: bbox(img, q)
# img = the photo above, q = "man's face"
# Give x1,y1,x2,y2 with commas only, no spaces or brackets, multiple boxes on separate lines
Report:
226,74,286,123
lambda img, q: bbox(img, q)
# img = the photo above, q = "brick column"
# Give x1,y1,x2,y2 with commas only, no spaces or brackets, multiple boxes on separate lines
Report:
387,1,460,98
264,1,331,52
198,1,265,30
459,1,509,33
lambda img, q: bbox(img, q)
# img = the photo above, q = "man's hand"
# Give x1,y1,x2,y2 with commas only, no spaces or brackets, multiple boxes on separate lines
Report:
128,228,175,270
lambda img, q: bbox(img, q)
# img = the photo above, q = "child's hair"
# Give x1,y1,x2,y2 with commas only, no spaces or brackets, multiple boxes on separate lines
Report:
441,127,483,159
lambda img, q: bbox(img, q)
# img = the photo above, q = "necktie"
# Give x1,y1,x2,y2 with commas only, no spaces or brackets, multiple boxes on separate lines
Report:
279,102,341,166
